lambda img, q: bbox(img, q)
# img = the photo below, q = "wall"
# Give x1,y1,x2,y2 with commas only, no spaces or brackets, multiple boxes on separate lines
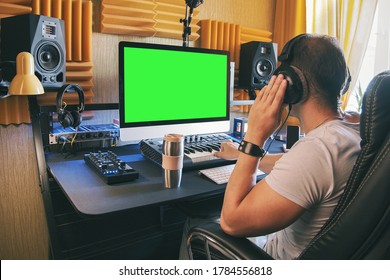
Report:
0,0,275,259
92,0,276,104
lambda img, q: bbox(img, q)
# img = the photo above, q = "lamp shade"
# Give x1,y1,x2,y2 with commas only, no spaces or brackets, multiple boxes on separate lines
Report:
8,52,44,95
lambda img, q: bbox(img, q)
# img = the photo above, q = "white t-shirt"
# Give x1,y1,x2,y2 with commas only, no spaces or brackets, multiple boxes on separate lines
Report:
263,119,360,259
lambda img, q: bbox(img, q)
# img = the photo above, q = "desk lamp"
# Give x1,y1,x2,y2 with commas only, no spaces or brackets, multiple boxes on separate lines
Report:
0,52,44,98
8,52,44,96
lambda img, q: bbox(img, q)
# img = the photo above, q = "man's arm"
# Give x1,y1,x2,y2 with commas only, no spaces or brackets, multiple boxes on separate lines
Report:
220,74,305,237
220,151,305,237
258,153,283,174
214,140,283,173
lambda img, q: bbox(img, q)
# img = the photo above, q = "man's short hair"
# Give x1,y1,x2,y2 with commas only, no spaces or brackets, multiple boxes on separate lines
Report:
290,34,349,111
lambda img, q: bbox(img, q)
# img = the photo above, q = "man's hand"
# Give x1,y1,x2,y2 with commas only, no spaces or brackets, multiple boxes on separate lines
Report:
213,139,239,160
244,74,287,146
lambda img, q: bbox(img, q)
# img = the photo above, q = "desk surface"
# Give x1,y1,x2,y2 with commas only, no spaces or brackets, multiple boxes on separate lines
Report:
46,145,227,216
46,140,283,217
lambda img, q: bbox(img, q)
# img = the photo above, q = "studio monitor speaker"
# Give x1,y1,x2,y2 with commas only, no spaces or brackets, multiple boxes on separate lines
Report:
1,14,66,90
238,41,277,92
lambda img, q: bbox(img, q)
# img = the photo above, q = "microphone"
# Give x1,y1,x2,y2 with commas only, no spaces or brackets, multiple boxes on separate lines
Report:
185,0,204,9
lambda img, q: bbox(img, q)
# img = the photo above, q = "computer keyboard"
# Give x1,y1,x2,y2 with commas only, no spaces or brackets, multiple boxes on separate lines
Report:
199,164,265,185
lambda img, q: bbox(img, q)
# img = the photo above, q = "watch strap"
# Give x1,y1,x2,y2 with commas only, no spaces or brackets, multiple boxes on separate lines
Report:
238,140,265,158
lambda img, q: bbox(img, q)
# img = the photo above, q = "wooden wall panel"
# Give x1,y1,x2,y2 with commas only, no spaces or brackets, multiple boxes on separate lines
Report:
0,124,49,259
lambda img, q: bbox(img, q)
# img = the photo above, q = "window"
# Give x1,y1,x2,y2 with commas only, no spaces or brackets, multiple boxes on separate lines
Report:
346,0,390,112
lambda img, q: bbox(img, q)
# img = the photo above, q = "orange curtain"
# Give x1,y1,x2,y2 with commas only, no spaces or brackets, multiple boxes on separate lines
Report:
273,0,307,56
273,0,306,126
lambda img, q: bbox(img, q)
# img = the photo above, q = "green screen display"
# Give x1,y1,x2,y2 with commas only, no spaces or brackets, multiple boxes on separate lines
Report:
120,43,229,126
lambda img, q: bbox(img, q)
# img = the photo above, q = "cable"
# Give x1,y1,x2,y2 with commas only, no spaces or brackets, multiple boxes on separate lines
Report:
58,135,70,155
70,126,78,147
260,104,292,161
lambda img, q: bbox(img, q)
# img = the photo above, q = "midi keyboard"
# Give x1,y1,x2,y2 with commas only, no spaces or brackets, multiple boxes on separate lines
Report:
140,133,237,171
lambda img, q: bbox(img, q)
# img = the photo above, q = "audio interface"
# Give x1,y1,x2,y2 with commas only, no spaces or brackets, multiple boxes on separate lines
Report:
49,123,120,145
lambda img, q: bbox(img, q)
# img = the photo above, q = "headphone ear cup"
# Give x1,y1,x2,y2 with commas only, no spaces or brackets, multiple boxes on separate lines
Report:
289,65,309,103
274,65,307,104
58,110,74,128
70,110,82,128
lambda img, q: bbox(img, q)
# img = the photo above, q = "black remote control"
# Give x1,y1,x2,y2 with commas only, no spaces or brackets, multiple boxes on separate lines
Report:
84,151,139,184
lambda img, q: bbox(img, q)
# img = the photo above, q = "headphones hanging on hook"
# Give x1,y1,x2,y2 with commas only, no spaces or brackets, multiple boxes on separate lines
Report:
56,84,85,128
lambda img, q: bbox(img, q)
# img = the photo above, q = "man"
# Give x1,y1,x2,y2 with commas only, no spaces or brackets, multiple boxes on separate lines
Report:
181,34,361,260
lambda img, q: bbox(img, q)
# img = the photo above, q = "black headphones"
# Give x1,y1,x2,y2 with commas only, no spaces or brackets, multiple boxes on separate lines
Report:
274,34,351,104
56,84,85,128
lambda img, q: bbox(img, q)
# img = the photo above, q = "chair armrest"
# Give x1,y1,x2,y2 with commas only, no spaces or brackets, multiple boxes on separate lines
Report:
187,221,274,260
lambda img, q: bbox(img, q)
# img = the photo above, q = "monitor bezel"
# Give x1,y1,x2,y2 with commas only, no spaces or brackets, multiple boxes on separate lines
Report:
118,41,230,129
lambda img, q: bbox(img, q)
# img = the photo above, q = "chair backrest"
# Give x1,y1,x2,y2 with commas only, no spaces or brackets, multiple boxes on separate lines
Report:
299,70,390,259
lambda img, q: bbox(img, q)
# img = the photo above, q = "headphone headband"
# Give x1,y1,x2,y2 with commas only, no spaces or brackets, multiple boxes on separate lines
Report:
278,34,309,63
56,83,85,113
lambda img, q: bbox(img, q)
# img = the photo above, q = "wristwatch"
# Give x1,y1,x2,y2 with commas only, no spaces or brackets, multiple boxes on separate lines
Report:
238,140,265,158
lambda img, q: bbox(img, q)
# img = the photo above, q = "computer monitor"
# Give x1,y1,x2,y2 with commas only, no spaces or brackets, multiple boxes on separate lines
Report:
118,41,230,142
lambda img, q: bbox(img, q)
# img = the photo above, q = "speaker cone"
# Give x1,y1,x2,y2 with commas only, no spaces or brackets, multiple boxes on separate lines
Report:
37,42,61,71
256,59,274,77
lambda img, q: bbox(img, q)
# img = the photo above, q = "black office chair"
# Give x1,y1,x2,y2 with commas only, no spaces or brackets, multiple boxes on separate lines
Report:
186,70,390,260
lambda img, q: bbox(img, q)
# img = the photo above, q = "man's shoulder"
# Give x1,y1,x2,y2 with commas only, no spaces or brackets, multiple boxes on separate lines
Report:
307,119,360,141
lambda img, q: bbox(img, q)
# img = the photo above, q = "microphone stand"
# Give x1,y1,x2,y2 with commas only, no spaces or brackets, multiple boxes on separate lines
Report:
180,5,194,47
